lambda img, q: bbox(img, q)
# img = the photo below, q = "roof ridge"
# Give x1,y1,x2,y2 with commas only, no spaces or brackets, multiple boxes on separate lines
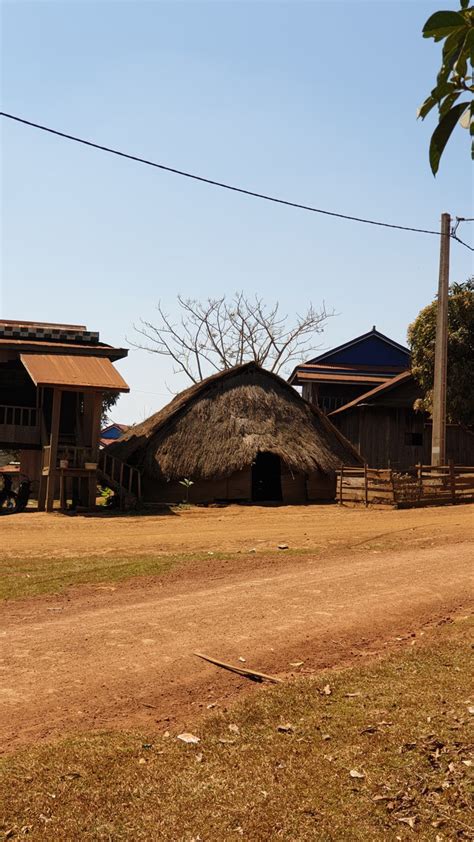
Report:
306,328,410,365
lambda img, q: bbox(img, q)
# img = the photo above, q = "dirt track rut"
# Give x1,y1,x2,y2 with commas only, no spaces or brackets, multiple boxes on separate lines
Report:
1,540,472,752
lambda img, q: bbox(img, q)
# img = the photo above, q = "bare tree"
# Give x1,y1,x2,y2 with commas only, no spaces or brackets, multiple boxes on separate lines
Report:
131,293,333,384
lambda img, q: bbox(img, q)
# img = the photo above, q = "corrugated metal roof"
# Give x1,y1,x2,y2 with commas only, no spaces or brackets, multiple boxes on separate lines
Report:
295,371,387,384
0,319,86,330
288,363,404,386
1,338,127,361
20,354,129,392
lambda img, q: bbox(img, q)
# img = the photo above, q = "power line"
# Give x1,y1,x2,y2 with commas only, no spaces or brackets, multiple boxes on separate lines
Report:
451,217,474,250
2,111,472,251
0,110,446,237
451,234,474,252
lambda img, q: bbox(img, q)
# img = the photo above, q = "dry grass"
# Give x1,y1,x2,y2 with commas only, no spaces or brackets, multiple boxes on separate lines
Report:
1,616,472,841
0,551,228,601
0,543,313,601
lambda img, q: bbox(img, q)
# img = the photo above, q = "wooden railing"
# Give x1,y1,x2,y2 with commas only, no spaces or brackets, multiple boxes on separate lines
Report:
0,404,37,427
338,464,474,508
57,446,94,469
99,451,142,503
42,445,95,472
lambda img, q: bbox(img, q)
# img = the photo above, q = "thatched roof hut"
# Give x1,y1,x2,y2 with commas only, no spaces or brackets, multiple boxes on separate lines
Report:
109,362,361,504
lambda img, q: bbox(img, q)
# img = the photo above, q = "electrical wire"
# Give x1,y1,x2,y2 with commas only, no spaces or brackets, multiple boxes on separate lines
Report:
2,111,472,250
0,111,446,237
451,234,474,251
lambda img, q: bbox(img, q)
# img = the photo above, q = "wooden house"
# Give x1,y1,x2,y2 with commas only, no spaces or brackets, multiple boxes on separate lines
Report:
100,422,129,448
107,362,361,505
290,327,473,470
329,371,474,470
289,327,410,412
0,319,129,510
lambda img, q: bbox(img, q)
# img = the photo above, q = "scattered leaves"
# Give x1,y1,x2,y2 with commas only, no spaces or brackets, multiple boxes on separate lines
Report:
397,816,417,829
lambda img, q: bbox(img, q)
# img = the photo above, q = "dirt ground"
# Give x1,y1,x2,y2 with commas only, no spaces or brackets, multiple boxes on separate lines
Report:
1,503,472,754
1,500,472,558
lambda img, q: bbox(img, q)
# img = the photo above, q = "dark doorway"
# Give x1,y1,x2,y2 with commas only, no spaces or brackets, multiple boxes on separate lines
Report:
251,451,282,502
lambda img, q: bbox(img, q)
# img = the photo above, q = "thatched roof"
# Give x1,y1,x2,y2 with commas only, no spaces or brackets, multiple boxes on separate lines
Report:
108,362,362,480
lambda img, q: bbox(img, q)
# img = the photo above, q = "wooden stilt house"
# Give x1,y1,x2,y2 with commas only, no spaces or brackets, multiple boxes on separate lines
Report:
0,320,129,510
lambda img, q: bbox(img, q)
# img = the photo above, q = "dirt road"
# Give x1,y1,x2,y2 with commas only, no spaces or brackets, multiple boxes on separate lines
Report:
1,530,472,752
2,501,472,559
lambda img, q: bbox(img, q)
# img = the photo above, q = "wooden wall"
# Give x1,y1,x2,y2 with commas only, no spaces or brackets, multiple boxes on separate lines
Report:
280,468,307,503
302,381,374,412
142,466,337,504
307,471,337,500
19,449,42,498
143,468,252,504
333,407,474,470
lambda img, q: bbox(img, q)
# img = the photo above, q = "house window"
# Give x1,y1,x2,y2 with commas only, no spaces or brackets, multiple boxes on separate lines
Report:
404,431,423,446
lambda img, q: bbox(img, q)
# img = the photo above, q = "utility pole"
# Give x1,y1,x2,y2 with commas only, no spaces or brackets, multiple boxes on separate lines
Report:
431,212,451,467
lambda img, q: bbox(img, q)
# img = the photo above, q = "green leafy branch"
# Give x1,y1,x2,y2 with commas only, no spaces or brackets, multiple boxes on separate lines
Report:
179,477,194,503
418,1,473,174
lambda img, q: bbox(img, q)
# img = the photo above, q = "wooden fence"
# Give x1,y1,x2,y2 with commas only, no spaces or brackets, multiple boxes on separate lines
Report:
338,464,474,508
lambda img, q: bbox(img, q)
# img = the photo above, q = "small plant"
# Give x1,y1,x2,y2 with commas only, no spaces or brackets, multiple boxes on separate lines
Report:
179,477,194,503
98,485,114,506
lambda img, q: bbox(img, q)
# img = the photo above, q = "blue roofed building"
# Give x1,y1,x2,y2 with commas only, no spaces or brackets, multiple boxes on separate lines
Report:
290,327,473,469
288,326,410,413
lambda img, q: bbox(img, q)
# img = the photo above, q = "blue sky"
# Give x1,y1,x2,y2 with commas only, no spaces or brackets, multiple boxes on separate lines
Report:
1,0,472,422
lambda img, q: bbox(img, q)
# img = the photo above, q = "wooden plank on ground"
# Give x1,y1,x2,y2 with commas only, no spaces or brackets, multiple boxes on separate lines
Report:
194,652,283,684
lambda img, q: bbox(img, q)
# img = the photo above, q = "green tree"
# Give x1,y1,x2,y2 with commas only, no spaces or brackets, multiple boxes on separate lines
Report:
102,392,120,426
408,279,474,425
418,1,473,174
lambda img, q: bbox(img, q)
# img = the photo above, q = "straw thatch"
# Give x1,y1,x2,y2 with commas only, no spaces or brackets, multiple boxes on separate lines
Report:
109,362,361,480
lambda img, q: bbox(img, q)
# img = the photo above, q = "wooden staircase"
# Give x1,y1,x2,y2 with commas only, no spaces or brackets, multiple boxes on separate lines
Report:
98,451,142,509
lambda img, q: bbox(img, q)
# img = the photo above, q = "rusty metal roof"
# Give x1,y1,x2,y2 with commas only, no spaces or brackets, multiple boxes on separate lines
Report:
295,371,387,384
0,319,86,330
20,354,129,392
288,362,406,386
0,338,127,361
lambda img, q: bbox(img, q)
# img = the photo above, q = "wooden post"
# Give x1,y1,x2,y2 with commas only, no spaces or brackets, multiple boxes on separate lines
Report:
37,451,47,512
88,391,103,509
45,388,62,512
339,466,344,505
449,460,456,504
431,212,451,467
59,471,66,510
417,462,422,502
389,468,397,507
119,461,124,509
364,463,368,507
